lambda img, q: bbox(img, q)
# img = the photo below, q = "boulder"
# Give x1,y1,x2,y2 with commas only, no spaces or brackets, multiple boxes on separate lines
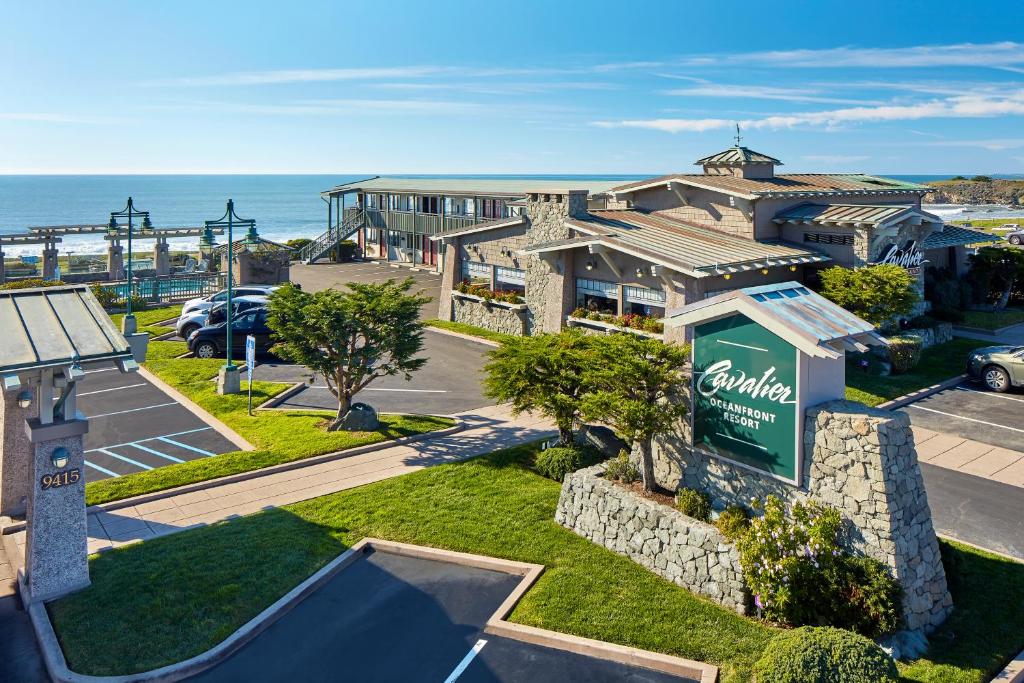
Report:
337,402,379,431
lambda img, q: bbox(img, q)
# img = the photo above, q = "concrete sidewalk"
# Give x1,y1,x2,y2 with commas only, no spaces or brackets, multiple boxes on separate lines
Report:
4,405,554,564
914,426,1024,488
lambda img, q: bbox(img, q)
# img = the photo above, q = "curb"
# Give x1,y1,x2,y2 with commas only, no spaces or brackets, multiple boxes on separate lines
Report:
29,539,718,683
995,650,1024,683
137,366,256,452
876,374,966,411
256,381,306,409
424,325,501,348
954,323,1023,336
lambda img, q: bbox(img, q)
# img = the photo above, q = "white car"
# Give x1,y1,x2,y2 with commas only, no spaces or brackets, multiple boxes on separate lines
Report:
175,295,270,339
181,285,280,317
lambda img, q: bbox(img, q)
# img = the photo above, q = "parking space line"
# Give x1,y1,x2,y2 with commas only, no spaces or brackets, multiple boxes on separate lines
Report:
89,402,178,419
157,437,215,456
127,442,185,464
443,639,487,683
85,461,120,478
84,367,117,374
97,448,154,471
78,383,147,397
954,386,1024,403
907,405,1024,434
86,427,213,454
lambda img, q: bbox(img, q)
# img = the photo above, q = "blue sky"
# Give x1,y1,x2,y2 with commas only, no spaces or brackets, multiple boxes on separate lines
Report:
3,0,1024,175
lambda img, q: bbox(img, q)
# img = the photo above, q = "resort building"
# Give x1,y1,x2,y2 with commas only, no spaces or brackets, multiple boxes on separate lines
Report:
317,144,997,339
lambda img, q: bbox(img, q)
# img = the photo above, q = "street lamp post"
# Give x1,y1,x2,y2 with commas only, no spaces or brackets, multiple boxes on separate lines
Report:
108,197,152,335
204,199,255,395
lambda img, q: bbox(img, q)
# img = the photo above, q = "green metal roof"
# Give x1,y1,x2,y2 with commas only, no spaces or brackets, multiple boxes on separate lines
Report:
773,203,943,227
920,226,1001,250
695,146,782,166
323,176,629,197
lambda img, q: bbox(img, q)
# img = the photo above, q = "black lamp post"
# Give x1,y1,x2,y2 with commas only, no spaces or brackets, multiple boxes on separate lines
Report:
204,199,255,394
108,197,152,335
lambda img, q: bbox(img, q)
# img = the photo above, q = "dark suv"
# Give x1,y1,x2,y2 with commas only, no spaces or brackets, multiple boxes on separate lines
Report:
187,309,275,359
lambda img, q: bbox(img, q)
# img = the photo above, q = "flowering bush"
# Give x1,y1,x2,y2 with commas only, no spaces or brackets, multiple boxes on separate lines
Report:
569,308,664,333
455,280,524,304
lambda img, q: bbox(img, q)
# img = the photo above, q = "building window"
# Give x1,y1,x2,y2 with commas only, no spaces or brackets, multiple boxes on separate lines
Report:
805,232,854,246
461,260,491,285
575,277,618,315
623,284,666,317
495,265,526,293
366,227,379,243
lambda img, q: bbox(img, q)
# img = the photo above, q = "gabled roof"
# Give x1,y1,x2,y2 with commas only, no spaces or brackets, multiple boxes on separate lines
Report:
0,285,133,375
665,281,886,359
773,203,944,228
695,146,782,166
429,215,527,242
920,225,1001,250
607,173,929,200
521,210,829,278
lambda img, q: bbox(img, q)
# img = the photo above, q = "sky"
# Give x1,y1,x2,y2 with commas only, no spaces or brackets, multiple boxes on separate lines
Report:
3,0,1024,175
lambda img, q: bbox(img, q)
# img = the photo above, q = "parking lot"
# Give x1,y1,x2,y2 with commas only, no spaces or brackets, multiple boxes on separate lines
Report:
292,259,443,318
190,548,697,683
78,362,239,481
903,380,1024,452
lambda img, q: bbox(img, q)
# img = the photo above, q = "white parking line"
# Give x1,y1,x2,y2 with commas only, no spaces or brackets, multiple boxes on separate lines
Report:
85,461,120,478
88,402,178,419
443,639,487,683
96,448,153,471
157,437,215,456
78,383,147,397
86,427,213,453
128,442,185,463
954,386,1024,403
906,404,1024,434
84,367,117,374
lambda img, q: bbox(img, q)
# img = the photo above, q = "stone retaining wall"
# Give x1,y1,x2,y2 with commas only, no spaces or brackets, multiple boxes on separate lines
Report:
451,295,527,336
556,464,747,614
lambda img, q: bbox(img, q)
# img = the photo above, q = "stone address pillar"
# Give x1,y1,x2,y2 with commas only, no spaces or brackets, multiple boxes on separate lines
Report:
0,386,35,518
22,417,90,603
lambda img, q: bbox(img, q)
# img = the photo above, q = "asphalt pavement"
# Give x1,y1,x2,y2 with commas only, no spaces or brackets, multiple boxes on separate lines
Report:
189,549,695,683
291,260,443,319
904,381,1024,452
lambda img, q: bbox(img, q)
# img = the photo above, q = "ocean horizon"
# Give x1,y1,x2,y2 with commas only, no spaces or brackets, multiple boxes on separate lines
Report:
1,173,1022,257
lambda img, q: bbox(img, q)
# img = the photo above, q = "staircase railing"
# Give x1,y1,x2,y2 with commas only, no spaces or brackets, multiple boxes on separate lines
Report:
300,209,366,264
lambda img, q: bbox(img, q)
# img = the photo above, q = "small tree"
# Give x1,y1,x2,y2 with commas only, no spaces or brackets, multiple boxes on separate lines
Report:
483,330,596,446
818,264,918,328
265,279,429,431
968,247,1024,310
580,335,690,492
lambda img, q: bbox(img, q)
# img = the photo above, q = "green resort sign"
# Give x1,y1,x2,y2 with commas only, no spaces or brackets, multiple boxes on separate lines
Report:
693,313,800,483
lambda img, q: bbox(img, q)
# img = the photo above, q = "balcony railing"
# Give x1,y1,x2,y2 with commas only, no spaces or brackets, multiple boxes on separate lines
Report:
347,208,491,236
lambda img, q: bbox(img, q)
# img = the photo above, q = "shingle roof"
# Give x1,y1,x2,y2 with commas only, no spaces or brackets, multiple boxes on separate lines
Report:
0,285,132,375
695,146,782,166
608,173,929,200
773,203,943,227
323,176,629,197
920,226,1001,250
521,209,830,277
665,281,886,359
429,215,527,241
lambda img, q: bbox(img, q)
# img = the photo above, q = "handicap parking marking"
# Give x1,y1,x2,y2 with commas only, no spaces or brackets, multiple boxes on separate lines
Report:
86,426,214,454
156,436,215,457
96,448,154,471
444,639,488,683
85,461,121,478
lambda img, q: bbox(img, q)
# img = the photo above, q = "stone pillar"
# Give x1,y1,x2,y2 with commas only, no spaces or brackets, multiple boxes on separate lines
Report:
23,416,90,603
0,385,35,517
523,190,587,334
42,241,59,280
804,401,952,632
0,246,5,283
438,237,459,321
107,240,124,279
153,237,170,276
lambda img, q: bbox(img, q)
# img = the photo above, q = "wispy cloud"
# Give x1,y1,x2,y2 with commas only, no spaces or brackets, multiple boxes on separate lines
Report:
178,98,487,115
370,80,620,95
682,42,1024,69
909,138,1024,151
661,83,880,105
145,66,455,87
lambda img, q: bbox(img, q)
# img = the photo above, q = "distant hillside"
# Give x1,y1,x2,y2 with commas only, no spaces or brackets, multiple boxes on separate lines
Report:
924,178,1024,206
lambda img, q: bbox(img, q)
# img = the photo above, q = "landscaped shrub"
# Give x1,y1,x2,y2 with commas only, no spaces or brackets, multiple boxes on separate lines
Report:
335,240,357,262
455,280,524,304
1,278,65,290
887,336,923,374
90,284,119,308
715,504,749,541
285,238,312,259
568,308,664,333
929,306,965,324
907,314,937,329
604,449,639,484
737,496,903,637
753,626,898,683
534,446,582,482
676,487,711,522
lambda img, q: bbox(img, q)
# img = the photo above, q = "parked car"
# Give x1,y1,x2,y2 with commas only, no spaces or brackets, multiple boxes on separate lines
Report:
967,345,1024,392
175,295,268,339
180,285,280,316
187,308,275,359
1005,228,1024,246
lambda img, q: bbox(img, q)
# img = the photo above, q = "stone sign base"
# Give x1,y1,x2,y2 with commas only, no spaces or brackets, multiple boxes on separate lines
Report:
556,464,747,614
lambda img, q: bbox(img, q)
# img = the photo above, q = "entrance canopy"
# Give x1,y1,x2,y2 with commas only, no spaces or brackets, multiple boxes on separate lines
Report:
665,281,885,359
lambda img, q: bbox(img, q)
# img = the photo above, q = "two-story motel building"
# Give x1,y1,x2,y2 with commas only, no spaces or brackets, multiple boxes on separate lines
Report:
320,145,997,340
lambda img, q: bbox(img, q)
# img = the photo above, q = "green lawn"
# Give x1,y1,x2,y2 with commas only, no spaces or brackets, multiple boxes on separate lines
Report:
960,308,1024,331
50,443,1024,682
950,218,1023,234
424,318,512,344
84,340,454,505
845,338,985,407
109,304,181,336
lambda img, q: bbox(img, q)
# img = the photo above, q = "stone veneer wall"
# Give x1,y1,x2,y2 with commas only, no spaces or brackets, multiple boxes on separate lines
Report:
523,191,587,334
451,296,527,336
653,399,951,632
556,464,747,614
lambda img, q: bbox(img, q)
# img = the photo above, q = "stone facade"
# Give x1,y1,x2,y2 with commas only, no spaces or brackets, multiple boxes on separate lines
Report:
651,399,952,633
556,464,747,614
524,191,587,334
451,295,528,336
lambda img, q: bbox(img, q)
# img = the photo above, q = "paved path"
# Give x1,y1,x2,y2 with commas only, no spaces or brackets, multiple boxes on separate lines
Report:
953,321,1024,345
7,405,554,561
913,425,1024,488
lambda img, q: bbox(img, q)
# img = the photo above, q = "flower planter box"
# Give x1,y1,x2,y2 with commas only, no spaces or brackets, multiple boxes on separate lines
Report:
451,292,528,336
451,291,528,311
566,315,663,339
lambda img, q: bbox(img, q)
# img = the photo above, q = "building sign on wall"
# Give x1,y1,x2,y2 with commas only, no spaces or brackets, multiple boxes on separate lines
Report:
692,313,800,483
872,240,926,275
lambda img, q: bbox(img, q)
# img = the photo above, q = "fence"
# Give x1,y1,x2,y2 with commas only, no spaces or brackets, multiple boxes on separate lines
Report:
99,272,226,304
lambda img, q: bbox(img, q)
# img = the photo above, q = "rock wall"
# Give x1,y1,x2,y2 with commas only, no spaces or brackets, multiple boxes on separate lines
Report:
556,464,747,614
523,191,587,334
451,295,527,336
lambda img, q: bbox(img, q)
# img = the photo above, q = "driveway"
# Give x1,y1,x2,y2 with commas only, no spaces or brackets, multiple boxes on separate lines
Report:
291,260,443,319
903,381,1024,452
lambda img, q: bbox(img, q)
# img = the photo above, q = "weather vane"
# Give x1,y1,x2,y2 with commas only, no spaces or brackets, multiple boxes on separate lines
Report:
734,123,742,147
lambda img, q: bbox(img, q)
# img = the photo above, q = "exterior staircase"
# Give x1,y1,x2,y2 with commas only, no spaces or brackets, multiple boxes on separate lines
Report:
300,209,365,264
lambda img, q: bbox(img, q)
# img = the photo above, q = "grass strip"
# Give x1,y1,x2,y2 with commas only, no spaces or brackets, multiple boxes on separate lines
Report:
109,304,182,336
424,318,513,345
960,308,1024,331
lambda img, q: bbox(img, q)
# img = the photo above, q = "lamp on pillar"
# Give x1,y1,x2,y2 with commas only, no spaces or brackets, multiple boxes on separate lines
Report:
108,197,151,335
203,199,256,395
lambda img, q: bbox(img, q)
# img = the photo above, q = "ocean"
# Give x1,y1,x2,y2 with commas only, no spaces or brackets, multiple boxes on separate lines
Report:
0,173,1021,257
